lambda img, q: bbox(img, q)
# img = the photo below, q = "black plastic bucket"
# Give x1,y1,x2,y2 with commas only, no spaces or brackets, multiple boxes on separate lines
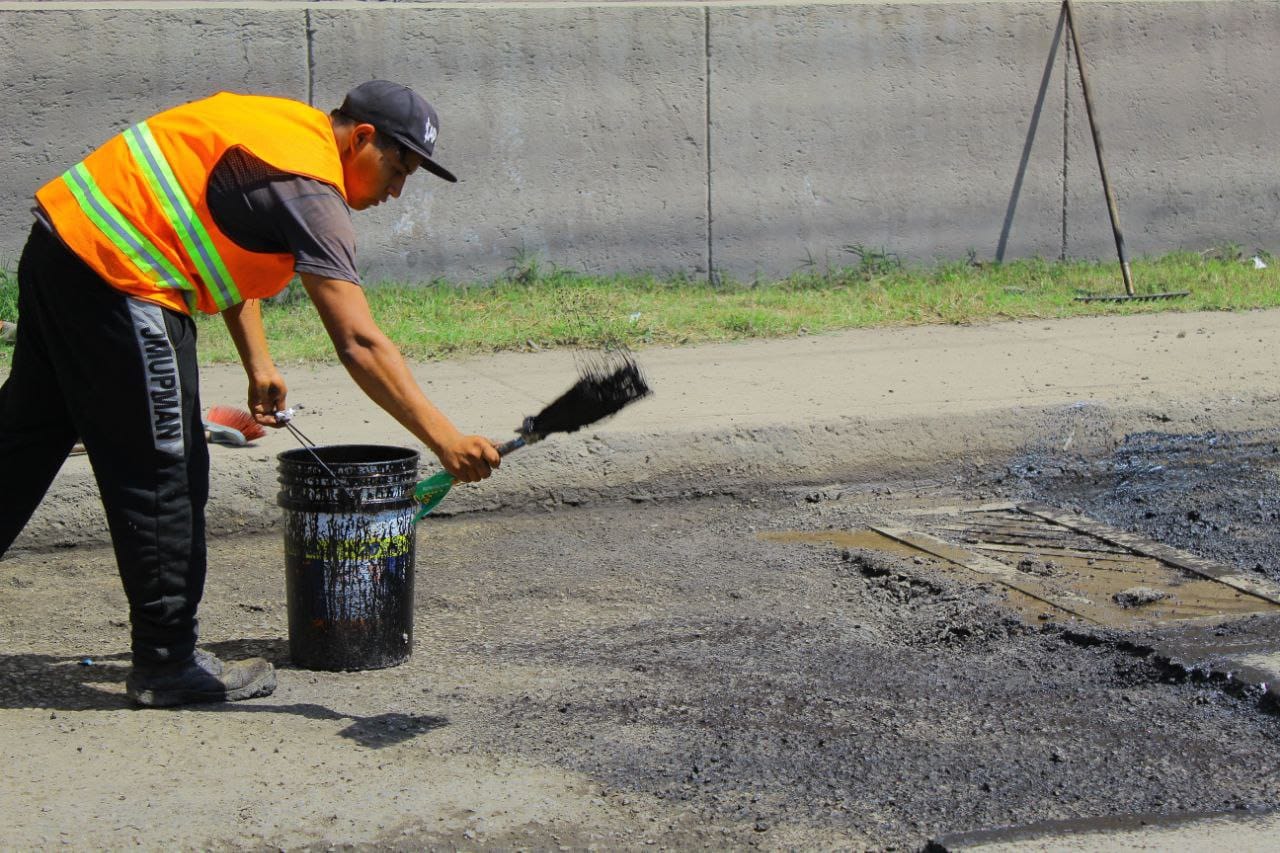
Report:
277,444,420,671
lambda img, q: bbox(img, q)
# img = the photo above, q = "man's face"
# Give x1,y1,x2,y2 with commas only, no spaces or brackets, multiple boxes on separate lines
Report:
344,126,424,211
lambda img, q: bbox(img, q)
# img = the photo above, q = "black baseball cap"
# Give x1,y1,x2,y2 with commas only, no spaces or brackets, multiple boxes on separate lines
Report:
338,80,457,183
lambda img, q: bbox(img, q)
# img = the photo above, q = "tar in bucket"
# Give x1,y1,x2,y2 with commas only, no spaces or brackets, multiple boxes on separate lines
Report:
277,444,420,671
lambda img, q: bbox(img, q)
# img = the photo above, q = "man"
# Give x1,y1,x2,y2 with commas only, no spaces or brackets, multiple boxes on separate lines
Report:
0,80,500,707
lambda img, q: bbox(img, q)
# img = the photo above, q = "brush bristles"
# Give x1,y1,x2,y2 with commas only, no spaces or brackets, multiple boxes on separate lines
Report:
525,354,651,437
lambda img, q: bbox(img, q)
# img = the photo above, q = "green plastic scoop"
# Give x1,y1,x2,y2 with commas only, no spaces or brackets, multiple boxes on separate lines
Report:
412,468,457,520
412,434,528,521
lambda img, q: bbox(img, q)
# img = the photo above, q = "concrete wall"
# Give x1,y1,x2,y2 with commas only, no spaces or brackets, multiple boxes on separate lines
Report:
0,1,1276,284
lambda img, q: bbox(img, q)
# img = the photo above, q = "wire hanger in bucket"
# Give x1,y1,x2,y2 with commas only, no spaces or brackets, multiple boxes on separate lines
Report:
276,408,346,487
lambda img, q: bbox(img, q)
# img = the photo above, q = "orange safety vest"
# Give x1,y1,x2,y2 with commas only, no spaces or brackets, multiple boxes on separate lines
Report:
36,93,348,316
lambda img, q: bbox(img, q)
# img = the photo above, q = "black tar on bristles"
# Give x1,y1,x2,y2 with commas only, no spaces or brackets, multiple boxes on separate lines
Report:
523,353,651,437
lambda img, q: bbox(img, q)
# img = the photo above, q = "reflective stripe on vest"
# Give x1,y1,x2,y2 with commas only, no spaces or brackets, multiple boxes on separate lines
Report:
59,120,243,312
60,161,198,312
122,122,241,310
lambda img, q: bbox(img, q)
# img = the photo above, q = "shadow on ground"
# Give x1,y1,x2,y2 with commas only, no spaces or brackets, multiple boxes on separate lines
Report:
0,638,448,748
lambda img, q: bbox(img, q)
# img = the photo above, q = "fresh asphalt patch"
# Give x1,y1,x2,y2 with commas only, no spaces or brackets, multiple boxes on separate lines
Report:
448,475,1280,850
995,429,1280,584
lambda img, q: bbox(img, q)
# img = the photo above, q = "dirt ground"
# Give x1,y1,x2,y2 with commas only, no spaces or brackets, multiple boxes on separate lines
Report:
6,311,1280,850
4,451,1280,851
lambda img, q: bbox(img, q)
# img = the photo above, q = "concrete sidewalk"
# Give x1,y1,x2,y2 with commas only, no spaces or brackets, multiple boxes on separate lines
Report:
204,306,1280,441
12,308,1280,550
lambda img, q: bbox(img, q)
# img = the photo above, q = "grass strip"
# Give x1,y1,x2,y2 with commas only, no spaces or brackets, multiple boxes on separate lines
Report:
0,248,1276,365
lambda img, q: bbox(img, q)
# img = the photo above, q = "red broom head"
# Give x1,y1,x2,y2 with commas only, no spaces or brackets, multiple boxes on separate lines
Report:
206,406,267,441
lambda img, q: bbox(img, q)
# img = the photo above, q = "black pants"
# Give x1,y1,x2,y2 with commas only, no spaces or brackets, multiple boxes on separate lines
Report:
0,223,209,666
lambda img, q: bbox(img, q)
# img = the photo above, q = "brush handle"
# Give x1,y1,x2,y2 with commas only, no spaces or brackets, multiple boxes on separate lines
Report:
496,435,527,456
496,428,546,456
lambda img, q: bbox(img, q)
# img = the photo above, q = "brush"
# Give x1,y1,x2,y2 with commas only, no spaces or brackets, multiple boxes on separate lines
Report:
413,353,652,519
205,406,267,446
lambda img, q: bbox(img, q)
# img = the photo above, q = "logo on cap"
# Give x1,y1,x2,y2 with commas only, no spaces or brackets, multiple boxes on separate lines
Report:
423,118,438,146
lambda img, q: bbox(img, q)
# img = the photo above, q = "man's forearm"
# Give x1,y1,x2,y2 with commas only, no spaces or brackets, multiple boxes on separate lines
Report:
301,274,498,481
333,330,463,455
222,299,290,420
222,299,274,377
302,274,466,451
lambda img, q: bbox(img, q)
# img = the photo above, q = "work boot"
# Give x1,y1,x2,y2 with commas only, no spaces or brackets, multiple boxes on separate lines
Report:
126,649,276,708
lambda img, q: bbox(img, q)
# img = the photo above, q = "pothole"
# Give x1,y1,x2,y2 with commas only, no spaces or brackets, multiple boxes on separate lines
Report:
765,503,1280,630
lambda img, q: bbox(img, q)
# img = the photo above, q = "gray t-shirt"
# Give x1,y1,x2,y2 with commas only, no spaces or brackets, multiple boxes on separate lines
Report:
35,146,361,286
206,147,361,285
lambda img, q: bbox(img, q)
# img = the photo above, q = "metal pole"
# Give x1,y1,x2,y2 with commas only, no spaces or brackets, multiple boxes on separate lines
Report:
1063,0,1135,296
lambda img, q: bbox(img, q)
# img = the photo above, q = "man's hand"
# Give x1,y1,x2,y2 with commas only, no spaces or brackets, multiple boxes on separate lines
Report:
439,434,502,483
246,369,288,429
